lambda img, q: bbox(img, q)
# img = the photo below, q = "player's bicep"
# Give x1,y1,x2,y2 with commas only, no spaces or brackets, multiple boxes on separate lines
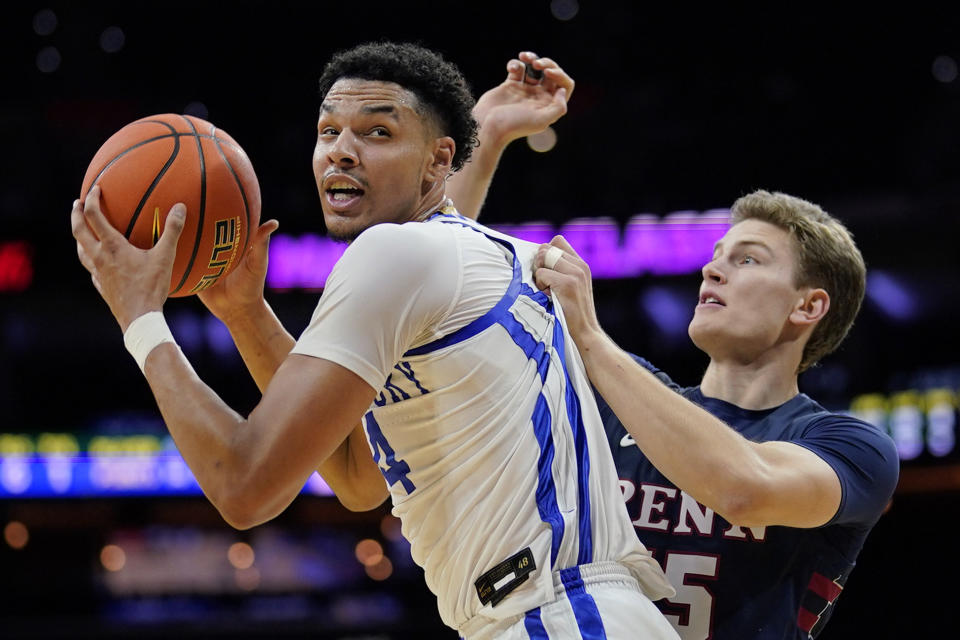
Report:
752,440,842,528
318,423,390,512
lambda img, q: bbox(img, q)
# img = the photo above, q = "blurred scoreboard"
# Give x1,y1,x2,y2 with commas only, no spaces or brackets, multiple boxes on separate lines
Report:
0,433,333,498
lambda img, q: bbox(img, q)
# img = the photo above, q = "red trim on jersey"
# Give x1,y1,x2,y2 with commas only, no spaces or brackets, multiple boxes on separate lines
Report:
809,572,843,602
797,607,819,633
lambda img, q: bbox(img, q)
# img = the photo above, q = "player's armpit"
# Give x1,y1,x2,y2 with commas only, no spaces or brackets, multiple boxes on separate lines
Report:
318,423,390,512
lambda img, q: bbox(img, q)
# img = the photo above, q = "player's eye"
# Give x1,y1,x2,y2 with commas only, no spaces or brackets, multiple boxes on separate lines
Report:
740,255,757,264
319,126,339,136
368,126,390,137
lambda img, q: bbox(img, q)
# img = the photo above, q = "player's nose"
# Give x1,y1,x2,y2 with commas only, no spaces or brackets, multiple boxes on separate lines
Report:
326,129,360,167
701,258,726,284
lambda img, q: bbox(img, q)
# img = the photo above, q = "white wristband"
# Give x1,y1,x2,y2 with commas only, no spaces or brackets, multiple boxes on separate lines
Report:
123,311,176,373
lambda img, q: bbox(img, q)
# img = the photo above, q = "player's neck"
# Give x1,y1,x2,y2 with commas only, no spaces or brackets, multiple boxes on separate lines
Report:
699,355,800,410
409,180,447,222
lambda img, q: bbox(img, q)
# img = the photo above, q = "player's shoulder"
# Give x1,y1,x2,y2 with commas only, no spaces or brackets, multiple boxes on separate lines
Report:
347,220,458,266
795,395,899,454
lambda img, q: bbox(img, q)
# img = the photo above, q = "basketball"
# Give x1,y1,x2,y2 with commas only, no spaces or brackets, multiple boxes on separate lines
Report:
79,113,261,297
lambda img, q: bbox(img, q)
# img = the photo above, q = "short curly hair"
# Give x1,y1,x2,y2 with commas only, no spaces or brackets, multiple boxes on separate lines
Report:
317,41,478,172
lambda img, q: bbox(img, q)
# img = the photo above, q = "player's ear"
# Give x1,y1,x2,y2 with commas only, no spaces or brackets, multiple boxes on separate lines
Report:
790,288,829,327
425,136,455,181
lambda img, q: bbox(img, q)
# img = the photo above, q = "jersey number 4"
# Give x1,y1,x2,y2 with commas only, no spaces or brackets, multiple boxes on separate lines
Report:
364,413,416,494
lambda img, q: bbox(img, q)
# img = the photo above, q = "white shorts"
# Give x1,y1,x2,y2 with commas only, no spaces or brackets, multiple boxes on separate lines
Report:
459,562,679,640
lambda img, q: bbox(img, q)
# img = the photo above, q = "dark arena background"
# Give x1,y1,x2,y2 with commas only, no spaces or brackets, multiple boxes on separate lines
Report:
2,2,959,638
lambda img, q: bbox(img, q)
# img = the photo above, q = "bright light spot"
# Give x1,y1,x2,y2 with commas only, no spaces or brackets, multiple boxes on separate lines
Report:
365,556,393,581
235,566,261,591
379,514,403,542
866,270,919,322
640,286,692,338
33,9,57,36
100,544,126,572
354,538,384,567
526,126,558,153
100,26,126,54
4,521,29,549
183,101,210,120
932,55,958,83
227,541,255,569
550,0,579,21
0,241,34,292
36,46,61,73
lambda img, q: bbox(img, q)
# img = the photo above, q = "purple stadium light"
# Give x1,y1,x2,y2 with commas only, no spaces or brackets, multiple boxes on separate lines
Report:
865,270,919,322
265,210,731,290
640,286,694,338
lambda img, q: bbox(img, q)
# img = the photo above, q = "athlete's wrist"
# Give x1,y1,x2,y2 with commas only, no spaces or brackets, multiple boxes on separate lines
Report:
123,310,178,373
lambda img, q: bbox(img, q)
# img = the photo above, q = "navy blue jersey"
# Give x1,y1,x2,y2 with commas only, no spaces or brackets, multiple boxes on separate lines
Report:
600,355,899,640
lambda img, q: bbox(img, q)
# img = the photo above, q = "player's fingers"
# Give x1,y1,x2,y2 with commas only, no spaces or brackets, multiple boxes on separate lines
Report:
533,266,568,294
155,203,186,254
537,244,566,271
506,59,525,82
254,219,280,246
71,199,100,254
542,66,575,101
76,241,96,275
247,219,280,267
540,87,569,120
549,234,585,265
81,185,121,243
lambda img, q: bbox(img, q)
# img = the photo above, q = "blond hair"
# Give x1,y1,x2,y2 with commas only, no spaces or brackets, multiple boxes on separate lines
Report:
729,190,866,372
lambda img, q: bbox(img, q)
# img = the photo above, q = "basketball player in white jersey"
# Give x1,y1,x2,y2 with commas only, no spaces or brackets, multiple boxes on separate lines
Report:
70,42,678,639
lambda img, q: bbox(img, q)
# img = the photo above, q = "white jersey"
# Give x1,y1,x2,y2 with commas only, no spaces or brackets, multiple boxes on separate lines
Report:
292,210,673,631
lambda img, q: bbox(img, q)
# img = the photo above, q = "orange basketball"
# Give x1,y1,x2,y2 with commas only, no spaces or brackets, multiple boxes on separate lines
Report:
79,113,260,297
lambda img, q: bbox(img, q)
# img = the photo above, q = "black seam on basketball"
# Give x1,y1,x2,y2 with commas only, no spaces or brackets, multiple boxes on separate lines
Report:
170,116,206,295
212,127,252,257
90,134,182,190
123,121,180,239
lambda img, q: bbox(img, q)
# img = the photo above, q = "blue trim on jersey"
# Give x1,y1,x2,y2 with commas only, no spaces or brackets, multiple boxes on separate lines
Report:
560,567,607,640
532,391,565,565
404,213,598,569
521,282,551,309
403,216,523,358
553,320,594,564
394,361,429,395
403,268,521,357
524,608,549,639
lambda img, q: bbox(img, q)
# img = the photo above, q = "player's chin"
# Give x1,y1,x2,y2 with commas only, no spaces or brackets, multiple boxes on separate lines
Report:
687,319,719,351
323,213,367,244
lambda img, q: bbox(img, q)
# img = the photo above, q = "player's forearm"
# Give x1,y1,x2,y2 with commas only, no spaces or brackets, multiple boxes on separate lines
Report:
446,126,509,221
221,298,296,392
575,330,772,522
142,343,297,528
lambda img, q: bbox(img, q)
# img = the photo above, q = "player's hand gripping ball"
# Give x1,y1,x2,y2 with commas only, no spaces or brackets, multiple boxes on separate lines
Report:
79,113,261,297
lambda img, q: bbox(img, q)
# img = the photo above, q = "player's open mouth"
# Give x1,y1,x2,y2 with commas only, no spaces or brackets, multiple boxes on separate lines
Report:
327,181,364,200
324,179,365,210
697,291,726,307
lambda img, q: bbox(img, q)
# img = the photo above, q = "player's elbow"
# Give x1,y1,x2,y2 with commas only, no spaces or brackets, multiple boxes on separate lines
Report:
215,494,272,530
213,479,286,531
709,469,783,527
713,489,768,527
